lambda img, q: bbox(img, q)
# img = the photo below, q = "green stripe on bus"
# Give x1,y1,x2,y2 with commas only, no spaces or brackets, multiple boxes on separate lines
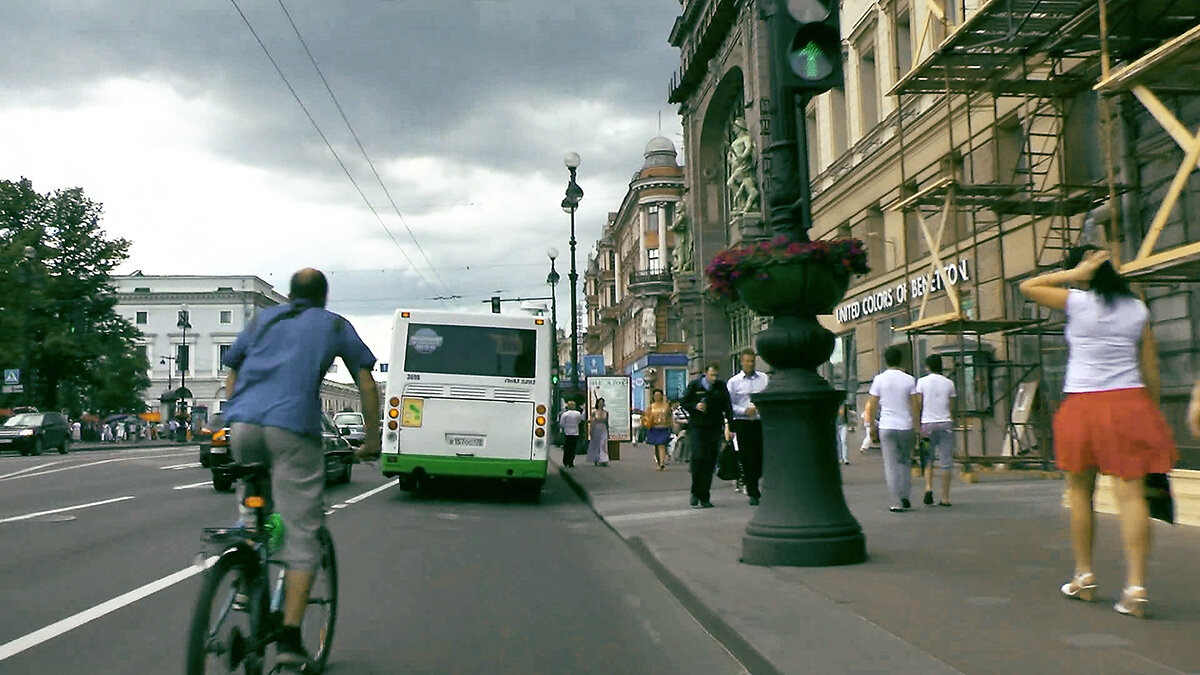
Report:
382,454,548,480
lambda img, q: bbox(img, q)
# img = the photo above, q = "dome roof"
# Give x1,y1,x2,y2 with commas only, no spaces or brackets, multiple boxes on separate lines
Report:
644,136,676,154
642,136,678,169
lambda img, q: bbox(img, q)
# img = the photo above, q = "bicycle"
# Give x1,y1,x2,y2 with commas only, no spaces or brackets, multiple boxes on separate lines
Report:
186,463,338,674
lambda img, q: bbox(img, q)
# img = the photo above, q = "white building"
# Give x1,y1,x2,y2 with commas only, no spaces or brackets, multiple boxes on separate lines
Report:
113,273,288,420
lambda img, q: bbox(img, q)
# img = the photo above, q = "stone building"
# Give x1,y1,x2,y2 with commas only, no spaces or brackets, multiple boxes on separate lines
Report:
667,0,1200,463
584,137,692,408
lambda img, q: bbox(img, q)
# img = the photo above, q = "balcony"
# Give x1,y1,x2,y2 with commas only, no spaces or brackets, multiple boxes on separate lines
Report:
628,269,674,296
600,305,620,323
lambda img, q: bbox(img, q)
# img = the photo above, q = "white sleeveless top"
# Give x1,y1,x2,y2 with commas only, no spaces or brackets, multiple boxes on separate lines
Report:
1063,289,1148,393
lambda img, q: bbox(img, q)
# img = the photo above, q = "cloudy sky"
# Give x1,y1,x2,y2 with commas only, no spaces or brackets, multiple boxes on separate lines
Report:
0,0,685,364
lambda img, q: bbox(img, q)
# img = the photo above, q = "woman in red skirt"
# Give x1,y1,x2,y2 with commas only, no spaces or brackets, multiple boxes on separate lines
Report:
1020,246,1175,618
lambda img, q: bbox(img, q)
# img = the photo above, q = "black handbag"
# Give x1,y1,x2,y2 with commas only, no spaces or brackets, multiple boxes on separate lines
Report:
1145,473,1175,524
716,440,741,481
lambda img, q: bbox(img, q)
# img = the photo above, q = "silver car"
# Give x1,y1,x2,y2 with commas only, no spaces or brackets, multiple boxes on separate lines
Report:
332,411,367,447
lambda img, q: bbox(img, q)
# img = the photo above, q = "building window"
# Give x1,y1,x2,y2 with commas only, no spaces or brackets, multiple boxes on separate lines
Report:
220,310,232,324
805,102,821,176
828,332,858,401
830,88,849,157
645,205,659,233
219,344,232,370
858,40,880,133
135,311,148,325
134,287,150,293
177,344,190,374
648,248,661,272
607,250,616,270
895,11,913,76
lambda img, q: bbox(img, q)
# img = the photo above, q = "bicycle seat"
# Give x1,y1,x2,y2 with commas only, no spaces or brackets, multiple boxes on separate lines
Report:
225,463,271,480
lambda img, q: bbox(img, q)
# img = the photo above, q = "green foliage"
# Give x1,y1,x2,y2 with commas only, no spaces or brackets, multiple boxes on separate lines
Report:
0,177,146,416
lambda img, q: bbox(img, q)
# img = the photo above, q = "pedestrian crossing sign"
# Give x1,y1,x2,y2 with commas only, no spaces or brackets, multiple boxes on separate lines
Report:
3,369,18,385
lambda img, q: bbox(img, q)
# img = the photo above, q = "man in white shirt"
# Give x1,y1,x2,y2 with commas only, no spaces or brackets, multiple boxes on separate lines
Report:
557,401,584,468
864,346,920,512
915,354,957,506
727,348,769,505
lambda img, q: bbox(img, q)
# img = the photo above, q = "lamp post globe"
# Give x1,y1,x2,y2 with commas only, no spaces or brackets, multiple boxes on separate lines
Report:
563,152,580,169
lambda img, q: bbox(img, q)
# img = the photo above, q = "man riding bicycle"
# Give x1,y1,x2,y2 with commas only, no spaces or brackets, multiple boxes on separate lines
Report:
221,268,381,668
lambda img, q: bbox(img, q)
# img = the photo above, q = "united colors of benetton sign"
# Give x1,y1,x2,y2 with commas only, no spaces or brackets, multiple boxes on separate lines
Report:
834,259,971,324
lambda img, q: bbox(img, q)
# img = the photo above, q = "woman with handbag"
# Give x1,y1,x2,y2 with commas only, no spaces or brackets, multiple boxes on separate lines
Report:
645,389,672,471
1019,245,1175,618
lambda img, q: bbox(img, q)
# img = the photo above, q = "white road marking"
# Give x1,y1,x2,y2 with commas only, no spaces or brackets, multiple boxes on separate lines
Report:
0,496,137,524
606,508,710,524
173,481,213,490
0,555,219,662
0,478,396,660
160,462,201,470
0,461,68,480
0,453,190,482
331,504,348,509
344,481,397,504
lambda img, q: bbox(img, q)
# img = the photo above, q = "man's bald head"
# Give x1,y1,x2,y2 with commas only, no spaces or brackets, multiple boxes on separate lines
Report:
289,268,329,306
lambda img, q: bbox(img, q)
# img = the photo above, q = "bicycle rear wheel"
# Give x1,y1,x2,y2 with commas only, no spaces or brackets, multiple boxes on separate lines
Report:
299,527,338,673
186,550,268,675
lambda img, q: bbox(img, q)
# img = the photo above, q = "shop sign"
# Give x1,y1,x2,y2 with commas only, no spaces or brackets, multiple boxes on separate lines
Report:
834,259,971,324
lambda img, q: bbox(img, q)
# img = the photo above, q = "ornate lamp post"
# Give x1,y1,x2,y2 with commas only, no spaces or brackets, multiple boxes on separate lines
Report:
734,0,866,566
547,247,561,419
561,152,584,393
177,306,191,420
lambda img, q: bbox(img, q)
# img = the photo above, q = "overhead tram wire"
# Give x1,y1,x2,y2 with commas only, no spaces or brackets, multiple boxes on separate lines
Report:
226,0,432,290
274,0,451,297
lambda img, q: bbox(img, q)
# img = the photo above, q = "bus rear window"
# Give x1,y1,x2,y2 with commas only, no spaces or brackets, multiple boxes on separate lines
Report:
403,324,537,378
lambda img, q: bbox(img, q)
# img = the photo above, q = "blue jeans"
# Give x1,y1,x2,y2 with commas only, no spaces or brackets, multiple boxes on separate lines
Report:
836,423,848,463
880,429,915,507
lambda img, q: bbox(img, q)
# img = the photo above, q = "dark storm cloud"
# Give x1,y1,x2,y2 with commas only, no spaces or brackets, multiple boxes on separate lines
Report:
2,0,681,181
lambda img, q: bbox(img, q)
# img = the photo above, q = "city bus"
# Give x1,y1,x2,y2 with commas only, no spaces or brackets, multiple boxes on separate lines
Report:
381,309,552,498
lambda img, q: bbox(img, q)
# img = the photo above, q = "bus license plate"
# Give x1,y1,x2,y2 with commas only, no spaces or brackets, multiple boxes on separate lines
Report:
446,434,485,448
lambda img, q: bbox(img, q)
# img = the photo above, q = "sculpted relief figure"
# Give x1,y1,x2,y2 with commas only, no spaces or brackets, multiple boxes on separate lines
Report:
726,116,760,216
671,199,694,274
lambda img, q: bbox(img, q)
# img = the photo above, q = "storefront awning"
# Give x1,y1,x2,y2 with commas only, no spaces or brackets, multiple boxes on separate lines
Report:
895,314,1046,336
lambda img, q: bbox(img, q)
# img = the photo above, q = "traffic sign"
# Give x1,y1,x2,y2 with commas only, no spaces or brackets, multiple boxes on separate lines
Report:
3,369,18,385
2,384,23,394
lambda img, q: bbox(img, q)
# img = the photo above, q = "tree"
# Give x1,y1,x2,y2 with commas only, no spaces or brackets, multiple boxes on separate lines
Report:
0,178,147,415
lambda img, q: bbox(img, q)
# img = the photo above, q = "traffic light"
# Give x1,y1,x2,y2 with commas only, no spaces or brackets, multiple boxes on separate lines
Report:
551,368,560,385
491,296,501,314
773,0,843,95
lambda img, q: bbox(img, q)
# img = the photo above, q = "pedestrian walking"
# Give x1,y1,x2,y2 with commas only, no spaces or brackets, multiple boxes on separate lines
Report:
681,362,734,508
836,401,851,465
916,354,957,507
1020,246,1175,618
1188,379,1200,439
586,398,610,466
557,400,583,468
644,389,672,471
727,348,768,505
864,346,919,513
669,401,690,464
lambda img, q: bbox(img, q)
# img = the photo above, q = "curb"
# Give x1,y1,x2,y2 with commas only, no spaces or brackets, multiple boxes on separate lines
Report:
553,458,782,675
69,441,193,453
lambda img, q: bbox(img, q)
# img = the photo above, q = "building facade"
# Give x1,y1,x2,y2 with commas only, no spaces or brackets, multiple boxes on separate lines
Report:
114,273,375,423
584,137,692,408
668,0,1200,464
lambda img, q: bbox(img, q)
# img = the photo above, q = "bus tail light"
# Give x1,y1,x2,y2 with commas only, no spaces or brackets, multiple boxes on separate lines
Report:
534,428,546,438
536,404,546,414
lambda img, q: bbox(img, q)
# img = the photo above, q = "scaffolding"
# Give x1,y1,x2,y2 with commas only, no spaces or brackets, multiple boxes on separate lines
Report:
877,0,1200,468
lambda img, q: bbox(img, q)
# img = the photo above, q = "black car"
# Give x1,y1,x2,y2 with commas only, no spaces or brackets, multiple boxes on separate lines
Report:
0,411,70,455
198,414,227,468
210,413,354,492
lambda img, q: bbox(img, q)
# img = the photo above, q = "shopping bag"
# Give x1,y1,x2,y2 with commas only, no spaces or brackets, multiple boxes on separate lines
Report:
1145,472,1175,524
716,440,740,481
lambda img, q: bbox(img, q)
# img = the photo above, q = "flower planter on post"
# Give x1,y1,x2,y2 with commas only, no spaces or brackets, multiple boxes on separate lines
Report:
707,238,868,566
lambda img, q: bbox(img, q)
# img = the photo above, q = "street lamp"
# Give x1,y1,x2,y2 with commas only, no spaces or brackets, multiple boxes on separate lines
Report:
160,355,176,392
546,247,561,418
562,152,584,392
177,306,191,421
21,246,36,405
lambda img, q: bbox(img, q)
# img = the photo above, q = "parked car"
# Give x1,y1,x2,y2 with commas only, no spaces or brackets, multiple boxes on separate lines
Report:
198,414,228,468
210,413,354,492
0,411,70,455
332,411,367,447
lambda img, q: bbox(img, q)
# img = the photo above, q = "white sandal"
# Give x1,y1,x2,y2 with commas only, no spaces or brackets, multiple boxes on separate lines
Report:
1114,586,1148,618
1060,572,1097,602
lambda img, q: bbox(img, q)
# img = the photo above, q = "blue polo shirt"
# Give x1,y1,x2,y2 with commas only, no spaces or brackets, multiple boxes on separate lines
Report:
221,300,376,439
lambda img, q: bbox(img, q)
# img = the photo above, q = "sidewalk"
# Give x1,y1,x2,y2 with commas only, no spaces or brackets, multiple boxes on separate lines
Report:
71,439,190,452
555,442,1200,674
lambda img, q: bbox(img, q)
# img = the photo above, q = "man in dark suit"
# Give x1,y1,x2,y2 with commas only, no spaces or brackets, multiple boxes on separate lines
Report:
680,361,735,508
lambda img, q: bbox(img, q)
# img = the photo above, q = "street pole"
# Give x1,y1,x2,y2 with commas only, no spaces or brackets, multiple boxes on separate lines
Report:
21,246,35,406
562,152,584,395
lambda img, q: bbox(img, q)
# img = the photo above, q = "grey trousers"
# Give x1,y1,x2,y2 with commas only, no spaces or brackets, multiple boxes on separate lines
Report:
880,428,915,507
230,423,325,570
